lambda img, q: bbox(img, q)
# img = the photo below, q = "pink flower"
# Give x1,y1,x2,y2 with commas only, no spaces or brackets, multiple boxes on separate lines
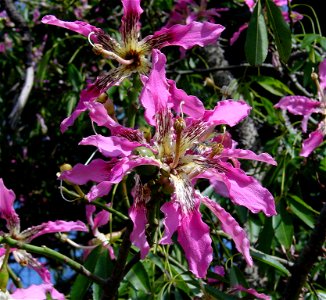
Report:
41,0,225,132
10,283,65,300
0,179,87,283
275,59,326,157
231,285,271,300
60,50,276,278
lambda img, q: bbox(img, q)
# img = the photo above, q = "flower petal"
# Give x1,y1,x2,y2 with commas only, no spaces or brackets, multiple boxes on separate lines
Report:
230,23,248,45
41,15,101,40
232,285,271,300
319,59,326,91
220,149,277,165
11,284,65,300
0,179,20,232
140,50,171,125
167,79,205,119
79,135,142,157
300,129,324,157
160,201,181,244
86,181,113,201
201,195,253,266
145,22,225,50
177,205,213,278
203,100,251,127
129,205,150,259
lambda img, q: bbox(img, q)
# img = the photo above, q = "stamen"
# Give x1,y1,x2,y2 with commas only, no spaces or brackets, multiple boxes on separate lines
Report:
179,101,185,119
88,32,96,47
209,142,224,158
170,117,186,169
311,71,325,103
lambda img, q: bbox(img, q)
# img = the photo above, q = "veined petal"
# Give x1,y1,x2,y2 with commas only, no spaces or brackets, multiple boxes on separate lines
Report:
167,79,205,119
140,50,170,125
60,83,101,133
120,0,143,43
177,204,213,278
160,201,181,244
144,22,225,50
59,159,114,185
203,100,251,127
220,149,277,165
275,96,320,116
0,179,20,232
300,129,324,157
79,135,142,157
129,205,150,259
24,220,87,241
319,59,326,91
41,15,101,40
86,181,113,201
11,284,65,300
200,195,253,266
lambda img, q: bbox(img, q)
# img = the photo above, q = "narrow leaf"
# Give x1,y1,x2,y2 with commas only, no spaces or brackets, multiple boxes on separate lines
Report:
265,0,292,62
273,202,293,249
245,0,268,65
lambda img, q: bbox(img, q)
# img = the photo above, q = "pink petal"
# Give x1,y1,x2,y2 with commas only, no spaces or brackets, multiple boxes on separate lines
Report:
60,83,101,132
275,95,321,116
201,196,253,266
41,15,101,40
11,284,65,300
148,21,225,50
245,0,255,11
203,100,251,127
230,23,248,45
140,50,170,125
0,179,20,231
319,59,326,91
207,265,225,283
27,220,87,241
300,129,324,157
120,0,143,41
160,201,181,244
93,209,110,229
167,79,205,119
129,205,150,259
177,206,213,278
79,135,142,157
86,181,113,201
220,149,277,165
232,285,271,300
59,159,114,185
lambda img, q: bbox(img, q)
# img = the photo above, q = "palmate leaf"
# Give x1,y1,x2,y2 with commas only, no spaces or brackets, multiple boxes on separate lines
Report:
265,0,292,63
245,0,268,65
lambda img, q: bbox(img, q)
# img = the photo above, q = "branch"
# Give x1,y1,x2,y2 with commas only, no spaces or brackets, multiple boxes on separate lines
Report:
2,0,35,128
283,203,326,299
0,235,107,286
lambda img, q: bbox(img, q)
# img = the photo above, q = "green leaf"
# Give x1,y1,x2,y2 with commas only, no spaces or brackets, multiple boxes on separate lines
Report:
273,202,293,249
67,64,83,92
124,261,151,293
251,248,290,276
36,49,52,87
265,0,292,63
245,0,268,65
253,75,294,96
257,218,273,253
70,246,102,300
288,195,318,228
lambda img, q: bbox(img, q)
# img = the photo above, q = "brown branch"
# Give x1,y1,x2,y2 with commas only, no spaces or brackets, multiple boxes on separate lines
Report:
283,203,326,300
2,0,34,128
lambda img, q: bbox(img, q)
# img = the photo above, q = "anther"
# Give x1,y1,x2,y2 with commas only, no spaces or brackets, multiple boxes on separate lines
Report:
170,117,186,169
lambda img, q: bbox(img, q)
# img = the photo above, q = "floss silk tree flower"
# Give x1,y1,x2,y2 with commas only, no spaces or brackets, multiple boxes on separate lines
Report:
275,59,326,157
41,0,225,132
60,50,277,278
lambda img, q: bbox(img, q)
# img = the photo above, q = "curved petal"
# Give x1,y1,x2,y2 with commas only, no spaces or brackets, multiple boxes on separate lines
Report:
25,220,87,241
300,129,324,157
203,100,251,127
140,50,171,125
86,181,113,201
0,179,20,232
200,195,253,266
319,59,326,91
177,205,213,278
160,201,181,244
232,285,271,300
60,83,101,133
145,22,225,50
59,159,114,185
275,96,320,116
220,149,277,166
129,205,150,259
230,23,248,45
11,284,65,300
120,0,143,43
79,135,142,157
167,79,205,119
41,15,102,40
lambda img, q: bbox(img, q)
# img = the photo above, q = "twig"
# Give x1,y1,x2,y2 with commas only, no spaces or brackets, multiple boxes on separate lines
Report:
283,203,326,300
2,0,34,128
